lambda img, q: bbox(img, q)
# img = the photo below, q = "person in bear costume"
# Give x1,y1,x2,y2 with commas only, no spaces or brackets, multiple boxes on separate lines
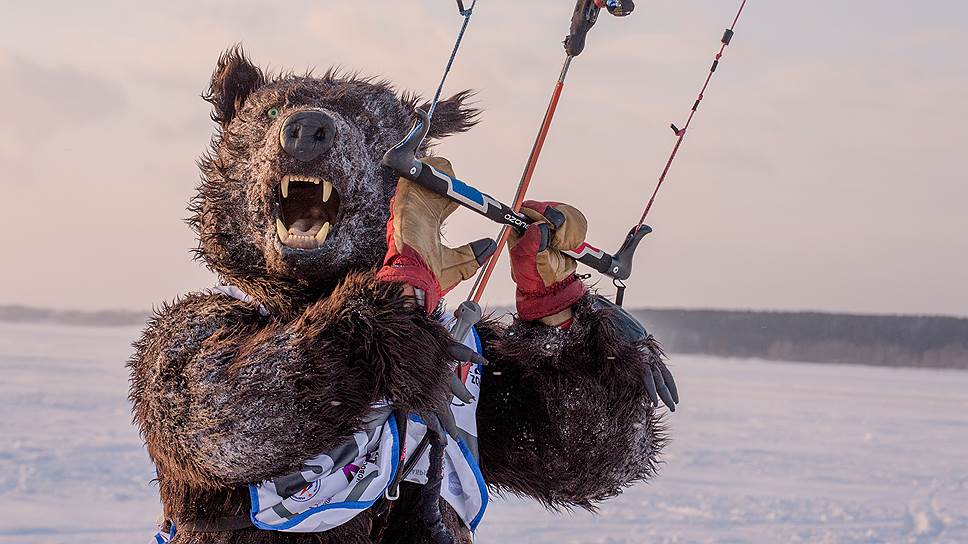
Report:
129,47,677,544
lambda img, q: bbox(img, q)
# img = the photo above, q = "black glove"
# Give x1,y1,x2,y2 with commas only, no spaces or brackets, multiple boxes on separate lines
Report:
592,295,679,411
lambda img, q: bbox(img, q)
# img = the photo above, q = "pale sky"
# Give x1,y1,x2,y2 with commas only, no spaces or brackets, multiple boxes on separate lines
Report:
1,1,966,316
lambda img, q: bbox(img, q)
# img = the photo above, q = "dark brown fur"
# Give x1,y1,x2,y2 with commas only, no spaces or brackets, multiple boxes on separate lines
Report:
129,46,666,543
476,293,668,510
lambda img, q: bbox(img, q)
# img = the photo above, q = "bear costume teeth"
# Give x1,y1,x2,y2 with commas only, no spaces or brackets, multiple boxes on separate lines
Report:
277,175,339,249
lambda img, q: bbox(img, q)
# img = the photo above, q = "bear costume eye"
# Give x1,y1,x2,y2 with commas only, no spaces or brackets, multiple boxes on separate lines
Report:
267,107,279,119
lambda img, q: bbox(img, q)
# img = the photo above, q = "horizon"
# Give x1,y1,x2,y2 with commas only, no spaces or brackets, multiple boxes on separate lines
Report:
4,301,968,321
1,1,966,316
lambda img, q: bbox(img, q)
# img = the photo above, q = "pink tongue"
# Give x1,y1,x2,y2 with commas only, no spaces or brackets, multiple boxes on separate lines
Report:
288,218,323,236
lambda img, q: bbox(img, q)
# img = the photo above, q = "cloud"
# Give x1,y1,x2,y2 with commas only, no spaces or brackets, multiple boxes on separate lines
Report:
0,51,127,128
0,51,128,161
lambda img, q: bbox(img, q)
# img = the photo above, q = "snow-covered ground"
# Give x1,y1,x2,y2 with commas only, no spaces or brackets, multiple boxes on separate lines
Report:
1,321,966,544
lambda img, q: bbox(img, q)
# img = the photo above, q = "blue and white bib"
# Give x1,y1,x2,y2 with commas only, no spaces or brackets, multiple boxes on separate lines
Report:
151,287,488,541
248,314,487,533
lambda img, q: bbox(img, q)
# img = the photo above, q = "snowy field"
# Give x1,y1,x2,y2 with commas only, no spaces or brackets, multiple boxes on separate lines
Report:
1,321,967,544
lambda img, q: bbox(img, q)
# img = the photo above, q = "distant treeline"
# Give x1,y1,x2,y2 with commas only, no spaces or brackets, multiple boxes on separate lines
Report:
2,304,966,370
633,309,968,370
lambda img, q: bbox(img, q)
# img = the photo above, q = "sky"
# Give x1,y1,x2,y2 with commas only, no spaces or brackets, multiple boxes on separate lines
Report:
0,1,965,316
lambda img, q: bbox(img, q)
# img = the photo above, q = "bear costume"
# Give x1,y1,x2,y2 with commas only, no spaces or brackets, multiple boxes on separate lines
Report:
129,47,676,544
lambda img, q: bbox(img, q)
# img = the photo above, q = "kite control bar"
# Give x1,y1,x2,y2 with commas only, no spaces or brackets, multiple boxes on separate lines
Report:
383,109,650,281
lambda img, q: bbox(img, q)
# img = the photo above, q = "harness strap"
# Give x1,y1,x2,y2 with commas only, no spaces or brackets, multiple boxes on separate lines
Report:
420,430,454,544
385,410,416,500
386,433,433,501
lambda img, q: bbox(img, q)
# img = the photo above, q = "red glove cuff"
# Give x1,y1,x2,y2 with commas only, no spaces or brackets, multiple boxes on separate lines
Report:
376,246,441,314
515,274,587,322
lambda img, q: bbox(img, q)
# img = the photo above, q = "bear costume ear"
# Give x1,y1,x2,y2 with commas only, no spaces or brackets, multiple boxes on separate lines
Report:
421,90,481,141
204,45,265,127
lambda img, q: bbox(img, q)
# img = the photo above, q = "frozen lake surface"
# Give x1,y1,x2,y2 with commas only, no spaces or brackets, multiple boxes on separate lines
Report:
1,321,966,543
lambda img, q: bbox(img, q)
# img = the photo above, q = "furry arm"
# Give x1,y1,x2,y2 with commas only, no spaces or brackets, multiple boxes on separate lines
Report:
475,292,668,509
129,271,454,488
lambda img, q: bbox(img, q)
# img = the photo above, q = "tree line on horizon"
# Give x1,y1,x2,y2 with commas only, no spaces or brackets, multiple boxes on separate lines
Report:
634,309,968,370
1,304,966,370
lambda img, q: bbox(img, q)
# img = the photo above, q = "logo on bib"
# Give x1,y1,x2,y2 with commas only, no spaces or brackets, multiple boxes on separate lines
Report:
290,480,321,503
342,463,361,482
447,471,463,496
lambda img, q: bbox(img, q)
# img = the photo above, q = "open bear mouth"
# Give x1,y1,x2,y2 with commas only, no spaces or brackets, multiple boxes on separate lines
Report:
275,175,341,250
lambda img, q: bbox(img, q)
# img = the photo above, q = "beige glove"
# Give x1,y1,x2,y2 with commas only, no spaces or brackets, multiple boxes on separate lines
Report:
377,157,496,312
